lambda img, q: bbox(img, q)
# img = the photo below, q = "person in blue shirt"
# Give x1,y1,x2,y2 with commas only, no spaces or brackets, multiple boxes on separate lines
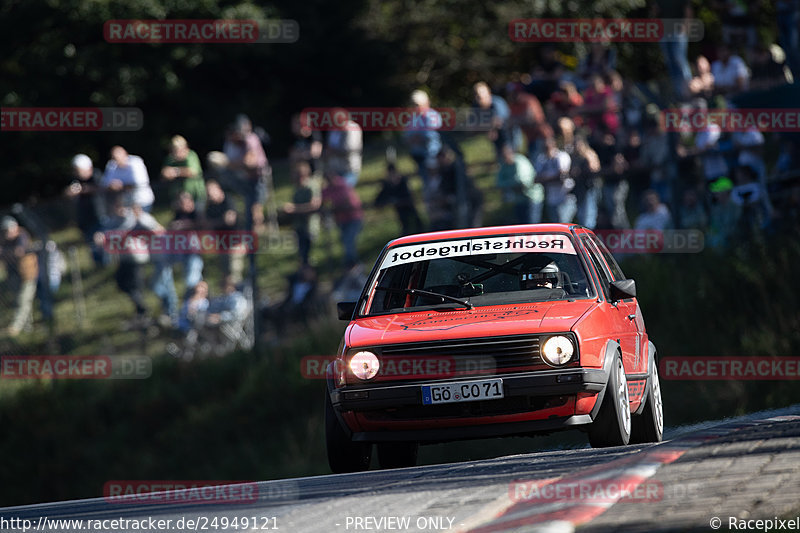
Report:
473,82,511,163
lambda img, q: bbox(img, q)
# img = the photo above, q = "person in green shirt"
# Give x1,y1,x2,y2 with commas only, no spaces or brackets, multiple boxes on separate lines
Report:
282,161,321,266
161,135,207,211
496,145,543,225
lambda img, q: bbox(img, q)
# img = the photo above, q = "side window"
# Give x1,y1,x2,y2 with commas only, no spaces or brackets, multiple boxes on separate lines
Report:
581,236,612,300
588,232,626,281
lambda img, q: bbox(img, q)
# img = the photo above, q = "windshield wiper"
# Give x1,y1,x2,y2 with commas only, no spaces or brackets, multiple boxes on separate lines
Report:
374,287,474,309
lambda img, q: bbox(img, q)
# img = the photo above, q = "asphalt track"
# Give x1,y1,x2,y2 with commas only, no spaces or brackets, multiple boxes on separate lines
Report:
2,405,799,533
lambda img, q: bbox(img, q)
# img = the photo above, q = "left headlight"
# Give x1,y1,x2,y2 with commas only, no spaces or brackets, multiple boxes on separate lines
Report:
348,351,380,380
541,336,575,366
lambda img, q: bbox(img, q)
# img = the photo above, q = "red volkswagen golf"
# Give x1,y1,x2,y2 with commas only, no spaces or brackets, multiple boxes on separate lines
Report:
326,224,663,472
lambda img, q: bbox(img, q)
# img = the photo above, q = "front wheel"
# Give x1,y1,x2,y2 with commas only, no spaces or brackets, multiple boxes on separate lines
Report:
377,442,418,469
325,392,372,473
588,353,631,447
630,362,664,443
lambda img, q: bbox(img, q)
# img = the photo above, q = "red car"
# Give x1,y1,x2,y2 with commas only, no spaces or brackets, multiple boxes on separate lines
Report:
326,224,663,472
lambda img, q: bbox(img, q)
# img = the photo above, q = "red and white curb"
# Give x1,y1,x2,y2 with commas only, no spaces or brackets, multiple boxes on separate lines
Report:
458,414,800,533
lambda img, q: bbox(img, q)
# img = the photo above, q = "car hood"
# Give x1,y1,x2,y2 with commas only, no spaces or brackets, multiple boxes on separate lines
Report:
347,300,595,347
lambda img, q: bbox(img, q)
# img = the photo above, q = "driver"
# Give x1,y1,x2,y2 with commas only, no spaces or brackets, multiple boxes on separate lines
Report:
520,261,561,290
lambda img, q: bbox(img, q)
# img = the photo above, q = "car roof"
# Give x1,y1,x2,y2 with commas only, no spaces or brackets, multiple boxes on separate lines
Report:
386,224,583,247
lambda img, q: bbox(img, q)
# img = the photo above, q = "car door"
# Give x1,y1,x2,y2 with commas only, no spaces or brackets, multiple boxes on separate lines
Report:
580,235,642,375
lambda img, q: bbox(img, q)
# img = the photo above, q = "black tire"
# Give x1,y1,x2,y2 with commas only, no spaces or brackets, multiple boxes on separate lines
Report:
588,353,631,447
377,442,419,469
630,362,664,444
325,391,372,473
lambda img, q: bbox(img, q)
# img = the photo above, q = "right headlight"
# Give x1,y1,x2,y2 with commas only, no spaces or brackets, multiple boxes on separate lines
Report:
541,336,575,366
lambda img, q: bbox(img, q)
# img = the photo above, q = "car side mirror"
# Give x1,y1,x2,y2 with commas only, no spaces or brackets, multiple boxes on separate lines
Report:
337,301,357,321
609,279,636,301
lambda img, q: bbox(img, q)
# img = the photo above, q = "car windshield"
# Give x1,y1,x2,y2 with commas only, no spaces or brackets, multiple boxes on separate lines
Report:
365,233,593,315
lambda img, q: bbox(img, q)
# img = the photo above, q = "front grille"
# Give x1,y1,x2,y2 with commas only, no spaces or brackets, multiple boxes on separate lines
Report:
379,334,546,377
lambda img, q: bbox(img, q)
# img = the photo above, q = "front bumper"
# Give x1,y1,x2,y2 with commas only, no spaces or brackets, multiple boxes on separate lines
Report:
330,367,609,443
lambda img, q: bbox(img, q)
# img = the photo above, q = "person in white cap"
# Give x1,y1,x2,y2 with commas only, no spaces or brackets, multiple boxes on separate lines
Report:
403,89,442,188
66,154,107,266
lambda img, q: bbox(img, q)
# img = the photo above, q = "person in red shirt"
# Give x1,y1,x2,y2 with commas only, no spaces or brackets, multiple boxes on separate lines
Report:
581,74,619,138
507,83,553,160
322,170,363,267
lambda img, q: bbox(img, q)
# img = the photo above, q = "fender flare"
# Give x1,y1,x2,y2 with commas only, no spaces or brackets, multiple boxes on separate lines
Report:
632,341,658,415
590,340,622,420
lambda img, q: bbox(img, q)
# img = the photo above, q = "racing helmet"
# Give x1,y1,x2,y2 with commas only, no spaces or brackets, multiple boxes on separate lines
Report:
520,261,561,290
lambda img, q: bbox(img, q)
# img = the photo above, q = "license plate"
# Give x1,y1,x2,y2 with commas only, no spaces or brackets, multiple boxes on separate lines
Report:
421,379,504,405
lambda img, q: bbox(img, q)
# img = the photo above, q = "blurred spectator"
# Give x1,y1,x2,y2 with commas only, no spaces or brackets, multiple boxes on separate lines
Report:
1,216,38,337
678,189,708,230
777,0,800,80
282,161,322,266
324,108,363,188
527,45,566,102
578,42,617,82
546,81,584,126
688,56,715,99
570,136,602,229
223,114,270,230
507,83,553,160
322,170,363,266
707,177,741,248
691,100,729,184
714,0,758,47
94,202,161,327
403,90,442,187
497,145,542,225
178,280,209,334
614,72,646,134
635,190,673,230
653,0,693,100
204,179,244,284
434,145,484,229
289,112,323,173
100,146,155,211
207,276,248,326
711,44,750,95
331,261,368,304
534,137,574,223
169,192,204,289
161,135,207,211
262,264,321,331
602,153,632,229
731,125,766,183
731,164,773,234
636,118,674,206
581,74,620,139
65,153,107,267
473,81,511,161
374,163,422,236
